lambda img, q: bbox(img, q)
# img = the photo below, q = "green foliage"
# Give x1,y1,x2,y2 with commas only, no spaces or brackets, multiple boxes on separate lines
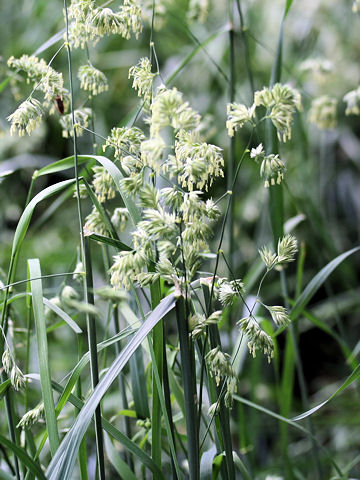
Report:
1,0,360,479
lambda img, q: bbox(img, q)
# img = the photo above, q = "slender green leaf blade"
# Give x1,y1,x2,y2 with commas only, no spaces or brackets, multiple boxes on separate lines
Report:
28,259,59,455
46,294,176,480
0,434,46,480
11,179,75,258
290,246,360,322
292,365,360,421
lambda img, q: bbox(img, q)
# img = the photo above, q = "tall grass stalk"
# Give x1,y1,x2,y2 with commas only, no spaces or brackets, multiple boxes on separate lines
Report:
63,1,105,477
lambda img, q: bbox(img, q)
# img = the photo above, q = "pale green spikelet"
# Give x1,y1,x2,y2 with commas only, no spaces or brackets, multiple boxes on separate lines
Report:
300,58,333,77
73,262,85,283
139,184,160,209
45,296,63,320
60,108,92,137
259,245,278,270
111,208,129,232
187,0,209,23
17,403,45,430
2,349,13,375
90,1,142,40
140,136,165,171
309,95,337,129
238,316,274,363
205,346,234,386
83,205,108,236
226,102,255,136
103,126,145,163
343,87,360,116
7,98,44,136
7,54,65,103
110,249,149,290
128,57,157,107
150,86,200,135
78,64,108,96
92,166,116,203
208,402,220,416
259,154,286,188
218,279,244,307
266,305,290,327
174,130,224,191
277,234,298,264
254,83,302,142
189,310,222,339
250,143,265,162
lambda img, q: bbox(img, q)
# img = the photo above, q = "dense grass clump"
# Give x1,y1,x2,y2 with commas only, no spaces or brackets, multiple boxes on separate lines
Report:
1,1,360,479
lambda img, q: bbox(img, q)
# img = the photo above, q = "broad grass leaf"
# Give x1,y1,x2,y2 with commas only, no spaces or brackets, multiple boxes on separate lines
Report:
46,294,176,480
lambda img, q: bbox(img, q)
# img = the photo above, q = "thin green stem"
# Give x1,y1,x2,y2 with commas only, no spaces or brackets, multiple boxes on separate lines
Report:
64,1,105,477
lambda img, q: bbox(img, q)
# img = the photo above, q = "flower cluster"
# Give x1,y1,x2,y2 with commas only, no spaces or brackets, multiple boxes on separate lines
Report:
227,83,302,142
309,95,337,130
67,0,142,48
237,316,274,363
353,0,360,12
7,55,68,136
8,55,66,102
105,83,223,291
2,349,26,391
92,166,116,203
7,99,44,137
189,311,222,339
59,108,92,138
187,0,209,24
17,403,45,430
84,206,108,236
218,279,245,307
259,234,298,270
343,87,360,116
78,64,108,96
250,143,285,187
205,346,238,408
128,57,157,109
299,58,333,77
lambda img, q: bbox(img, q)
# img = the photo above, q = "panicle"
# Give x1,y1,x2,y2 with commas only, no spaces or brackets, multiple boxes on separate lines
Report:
128,57,157,107
218,279,244,307
174,130,224,191
309,95,337,129
111,208,129,232
60,108,92,137
84,205,108,236
78,64,108,96
92,166,116,203
259,154,286,188
343,87,360,116
226,103,255,136
187,0,209,23
7,98,44,137
150,86,200,135
238,316,274,363
277,234,298,264
17,403,45,430
266,305,290,327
